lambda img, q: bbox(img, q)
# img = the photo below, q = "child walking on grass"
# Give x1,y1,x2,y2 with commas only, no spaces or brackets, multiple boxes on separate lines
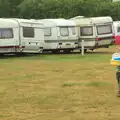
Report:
116,65,120,97
114,48,120,97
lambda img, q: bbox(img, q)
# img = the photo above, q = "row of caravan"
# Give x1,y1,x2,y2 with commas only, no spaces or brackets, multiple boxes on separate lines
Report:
0,16,115,54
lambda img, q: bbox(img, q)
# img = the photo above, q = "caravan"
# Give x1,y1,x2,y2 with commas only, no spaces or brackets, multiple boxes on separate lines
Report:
0,18,44,54
113,21,120,44
38,19,78,53
71,16,115,52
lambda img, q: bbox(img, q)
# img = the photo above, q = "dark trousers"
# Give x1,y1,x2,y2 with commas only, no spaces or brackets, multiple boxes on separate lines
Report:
116,72,120,89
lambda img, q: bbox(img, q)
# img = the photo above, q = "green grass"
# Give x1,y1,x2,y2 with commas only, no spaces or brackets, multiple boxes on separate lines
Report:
62,81,111,88
0,48,112,62
0,45,119,120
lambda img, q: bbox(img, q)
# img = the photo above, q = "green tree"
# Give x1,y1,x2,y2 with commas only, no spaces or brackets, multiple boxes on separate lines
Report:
0,0,120,20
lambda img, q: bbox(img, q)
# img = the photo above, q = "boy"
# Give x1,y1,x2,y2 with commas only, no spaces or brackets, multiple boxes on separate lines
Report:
115,48,120,97
116,65,120,97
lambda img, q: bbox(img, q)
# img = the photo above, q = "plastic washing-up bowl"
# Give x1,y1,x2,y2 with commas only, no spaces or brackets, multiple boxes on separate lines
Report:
113,57,120,60
111,53,120,65
111,59,120,65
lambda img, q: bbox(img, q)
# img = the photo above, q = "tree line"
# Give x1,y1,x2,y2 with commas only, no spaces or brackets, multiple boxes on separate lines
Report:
0,0,120,20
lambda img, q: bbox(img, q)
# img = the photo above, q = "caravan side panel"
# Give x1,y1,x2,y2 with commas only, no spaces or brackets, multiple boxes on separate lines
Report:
57,26,78,49
38,20,58,50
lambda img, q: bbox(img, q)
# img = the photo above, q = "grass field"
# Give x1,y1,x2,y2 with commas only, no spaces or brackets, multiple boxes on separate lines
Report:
0,45,120,120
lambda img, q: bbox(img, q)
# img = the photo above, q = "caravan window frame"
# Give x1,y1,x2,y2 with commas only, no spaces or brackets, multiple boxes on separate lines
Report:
60,27,69,36
96,24,112,35
23,27,34,38
44,27,52,36
70,26,76,35
117,27,120,33
80,26,93,36
0,28,13,39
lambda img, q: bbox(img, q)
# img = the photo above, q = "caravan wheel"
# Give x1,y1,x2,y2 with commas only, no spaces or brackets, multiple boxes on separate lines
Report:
84,49,87,53
0,53,4,56
63,50,71,53
15,53,26,56
52,50,59,54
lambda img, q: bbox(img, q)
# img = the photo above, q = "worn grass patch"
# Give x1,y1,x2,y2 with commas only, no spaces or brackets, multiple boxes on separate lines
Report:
62,82,83,87
86,81,111,87
62,81,111,88
0,45,120,120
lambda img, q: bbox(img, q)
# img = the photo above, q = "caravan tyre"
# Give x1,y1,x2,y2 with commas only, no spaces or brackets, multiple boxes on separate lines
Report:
63,50,71,54
84,49,87,53
52,50,59,54
0,53,4,56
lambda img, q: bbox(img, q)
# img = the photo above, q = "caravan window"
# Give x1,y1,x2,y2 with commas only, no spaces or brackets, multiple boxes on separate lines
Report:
80,26,93,36
60,27,69,36
71,27,76,35
23,27,34,38
44,28,51,36
97,25,112,35
0,28,13,39
117,27,120,33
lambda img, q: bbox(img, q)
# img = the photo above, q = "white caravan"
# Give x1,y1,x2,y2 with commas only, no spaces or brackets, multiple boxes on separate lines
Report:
38,19,78,53
0,18,44,54
71,16,115,52
113,21,120,44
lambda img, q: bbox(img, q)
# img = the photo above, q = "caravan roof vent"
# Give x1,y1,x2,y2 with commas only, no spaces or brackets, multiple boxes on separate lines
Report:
71,16,84,20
